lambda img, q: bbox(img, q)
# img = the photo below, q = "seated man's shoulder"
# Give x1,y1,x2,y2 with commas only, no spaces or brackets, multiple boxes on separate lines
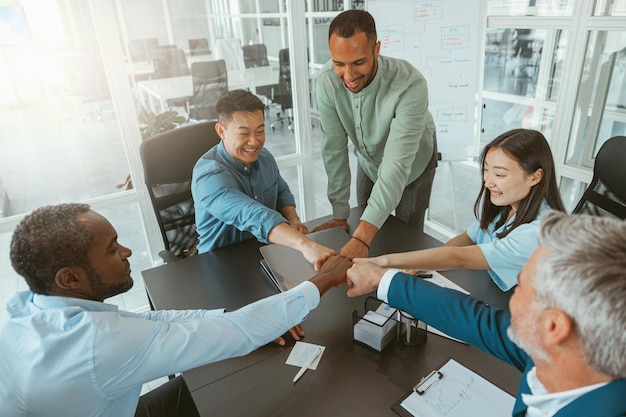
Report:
194,148,227,173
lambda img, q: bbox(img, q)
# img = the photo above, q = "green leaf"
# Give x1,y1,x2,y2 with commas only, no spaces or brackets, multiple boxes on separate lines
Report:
137,106,185,139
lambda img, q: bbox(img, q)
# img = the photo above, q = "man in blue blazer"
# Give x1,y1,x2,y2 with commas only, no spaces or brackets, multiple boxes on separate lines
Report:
346,210,626,416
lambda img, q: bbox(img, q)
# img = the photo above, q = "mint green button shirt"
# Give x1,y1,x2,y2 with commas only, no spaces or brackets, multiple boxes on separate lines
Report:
316,55,436,228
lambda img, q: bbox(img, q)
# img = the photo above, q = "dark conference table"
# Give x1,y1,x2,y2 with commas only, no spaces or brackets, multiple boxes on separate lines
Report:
142,207,521,416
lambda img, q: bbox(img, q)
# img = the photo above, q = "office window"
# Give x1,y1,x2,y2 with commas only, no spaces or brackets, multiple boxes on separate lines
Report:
482,26,565,124
233,0,258,14
168,0,209,52
559,176,589,213
487,0,573,16
481,28,565,149
120,0,168,45
594,0,626,16
481,1,626,221
0,1,133,218
259,0,280,13
260,15,287,58
312,0,344,12
483,28,565,97
481,97,557,144
309,16,332,67
565,30,626,169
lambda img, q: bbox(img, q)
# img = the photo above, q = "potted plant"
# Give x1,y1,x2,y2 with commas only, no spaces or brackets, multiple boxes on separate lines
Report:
116,106,186,190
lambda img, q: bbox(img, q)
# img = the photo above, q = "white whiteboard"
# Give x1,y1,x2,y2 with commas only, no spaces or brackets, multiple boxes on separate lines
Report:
368,0,484,161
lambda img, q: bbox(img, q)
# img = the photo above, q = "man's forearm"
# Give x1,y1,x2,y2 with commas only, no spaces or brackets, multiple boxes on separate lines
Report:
351,220,378,247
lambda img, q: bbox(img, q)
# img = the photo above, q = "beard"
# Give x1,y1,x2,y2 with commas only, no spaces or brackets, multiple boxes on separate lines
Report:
85,266,134,300
507,321,549,362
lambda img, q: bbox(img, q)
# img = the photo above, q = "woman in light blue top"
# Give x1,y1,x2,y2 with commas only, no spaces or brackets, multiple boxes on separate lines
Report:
354,129,565,291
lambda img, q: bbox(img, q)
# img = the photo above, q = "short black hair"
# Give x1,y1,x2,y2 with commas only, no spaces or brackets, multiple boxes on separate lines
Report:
216,89,266,125
10,203,92,294
328,9,377,47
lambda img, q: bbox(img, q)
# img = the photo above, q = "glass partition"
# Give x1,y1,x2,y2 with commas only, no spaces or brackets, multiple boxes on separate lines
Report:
309,16,331,65
482,27,564,152
487,0,573,16
0,1,132,218
566,30,626,168
559,177,589,213
483,28,547,98
168,0,209,53
594,0,626,16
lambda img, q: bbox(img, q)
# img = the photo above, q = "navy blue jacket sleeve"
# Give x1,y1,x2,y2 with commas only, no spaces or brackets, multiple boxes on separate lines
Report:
387,272,529,371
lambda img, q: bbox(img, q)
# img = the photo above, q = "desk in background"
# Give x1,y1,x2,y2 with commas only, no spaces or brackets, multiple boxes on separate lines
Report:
137,65,278,114
142,207,520,416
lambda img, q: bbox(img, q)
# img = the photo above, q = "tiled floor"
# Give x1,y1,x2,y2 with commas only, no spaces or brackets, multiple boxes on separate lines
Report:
0,96,479,396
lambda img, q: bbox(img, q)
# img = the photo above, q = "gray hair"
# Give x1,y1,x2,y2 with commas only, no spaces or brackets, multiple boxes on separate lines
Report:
533,211,626,378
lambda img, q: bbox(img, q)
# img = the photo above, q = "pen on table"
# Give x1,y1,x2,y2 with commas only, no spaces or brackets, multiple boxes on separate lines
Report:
414,273,433,278
293,347,323,384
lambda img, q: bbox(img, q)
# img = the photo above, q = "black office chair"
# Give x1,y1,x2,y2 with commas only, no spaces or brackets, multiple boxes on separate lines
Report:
242,43,270,68
139,121,221,263
150,45,191,110
188,59,228,122
152,45,190,78
572,135,626,219
242,43,276,103
270,48,293,132
188,38,211,56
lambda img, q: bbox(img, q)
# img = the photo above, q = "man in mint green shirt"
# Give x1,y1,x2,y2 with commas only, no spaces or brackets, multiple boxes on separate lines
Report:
313,10,438,259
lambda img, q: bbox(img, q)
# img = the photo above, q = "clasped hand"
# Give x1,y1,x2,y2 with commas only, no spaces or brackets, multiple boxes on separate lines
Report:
346,259,386,297
274,254,352,346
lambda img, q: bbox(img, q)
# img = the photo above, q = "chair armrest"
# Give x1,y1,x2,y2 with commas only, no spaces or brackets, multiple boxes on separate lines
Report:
158,249,180,264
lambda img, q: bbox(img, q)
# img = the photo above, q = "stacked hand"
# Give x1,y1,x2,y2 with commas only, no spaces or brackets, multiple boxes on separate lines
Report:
275,254,353,346
346,260,386,297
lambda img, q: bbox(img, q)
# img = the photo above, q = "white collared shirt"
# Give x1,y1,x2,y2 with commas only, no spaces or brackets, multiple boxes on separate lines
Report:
523,366,608,416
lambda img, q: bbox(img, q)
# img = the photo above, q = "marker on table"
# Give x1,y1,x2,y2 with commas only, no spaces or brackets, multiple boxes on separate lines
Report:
293,347,323,384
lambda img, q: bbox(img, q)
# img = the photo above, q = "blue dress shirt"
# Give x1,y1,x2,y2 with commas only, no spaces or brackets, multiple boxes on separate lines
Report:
192,142,296,253
466,200,551,291
0,282,319,417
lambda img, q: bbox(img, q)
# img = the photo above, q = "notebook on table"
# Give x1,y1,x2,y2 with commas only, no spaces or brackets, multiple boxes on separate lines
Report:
259,227,350,292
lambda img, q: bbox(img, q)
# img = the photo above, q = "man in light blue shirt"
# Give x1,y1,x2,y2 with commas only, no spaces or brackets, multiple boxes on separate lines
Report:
0,203,351,417
192,89,334,271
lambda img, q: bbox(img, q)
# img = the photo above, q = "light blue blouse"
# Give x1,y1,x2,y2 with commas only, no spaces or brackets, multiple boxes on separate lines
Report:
466,201,551,291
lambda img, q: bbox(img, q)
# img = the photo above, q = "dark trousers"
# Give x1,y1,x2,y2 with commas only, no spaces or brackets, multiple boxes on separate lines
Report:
135,376,200,417
356,136,438,232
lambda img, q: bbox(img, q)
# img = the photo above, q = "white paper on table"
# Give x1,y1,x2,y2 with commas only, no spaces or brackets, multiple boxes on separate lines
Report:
401,359,515,417
423,271,469,295
285,341,325,370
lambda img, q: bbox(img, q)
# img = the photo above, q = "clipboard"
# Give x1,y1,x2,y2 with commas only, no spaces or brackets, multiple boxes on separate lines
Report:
391,360,448,417
391,359,515,417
